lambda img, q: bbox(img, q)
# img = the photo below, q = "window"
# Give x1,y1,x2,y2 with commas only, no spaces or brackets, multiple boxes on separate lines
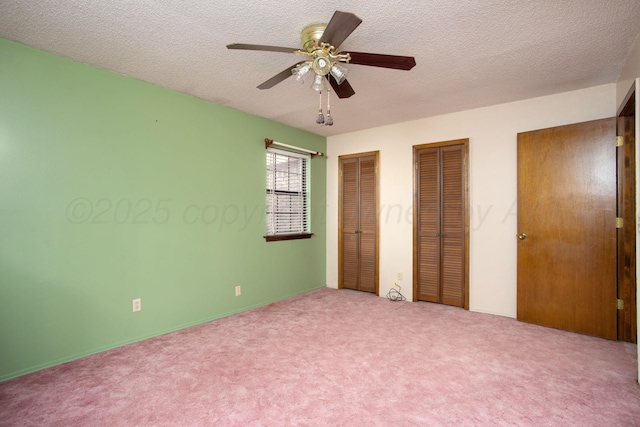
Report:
265,148,312,241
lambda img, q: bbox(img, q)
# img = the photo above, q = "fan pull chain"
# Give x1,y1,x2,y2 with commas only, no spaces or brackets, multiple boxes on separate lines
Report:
325,88,333,126
316,90,325,124
314,87,334,126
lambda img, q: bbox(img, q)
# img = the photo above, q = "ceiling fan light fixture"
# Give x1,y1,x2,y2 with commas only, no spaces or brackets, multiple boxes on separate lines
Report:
311,73,326,92
311,56,332,76
292,63,311,84
329,63,348,85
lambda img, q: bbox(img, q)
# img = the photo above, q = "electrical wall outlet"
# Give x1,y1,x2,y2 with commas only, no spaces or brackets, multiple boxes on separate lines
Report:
132,298,141,312
235,286,241,297
397,272,403,281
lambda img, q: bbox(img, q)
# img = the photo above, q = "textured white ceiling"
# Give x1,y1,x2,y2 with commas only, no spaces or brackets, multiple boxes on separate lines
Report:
1,0,639,137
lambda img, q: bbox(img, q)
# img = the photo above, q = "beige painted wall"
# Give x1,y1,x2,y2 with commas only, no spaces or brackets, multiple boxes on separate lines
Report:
326,84,616,318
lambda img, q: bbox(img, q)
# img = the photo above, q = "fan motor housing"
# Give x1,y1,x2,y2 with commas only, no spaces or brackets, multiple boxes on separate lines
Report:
301,24,327,52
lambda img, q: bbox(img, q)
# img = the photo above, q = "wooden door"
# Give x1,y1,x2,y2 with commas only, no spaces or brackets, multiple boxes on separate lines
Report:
517,118,617,340
414,140,469,308
617,88,637,343
339,152,379,294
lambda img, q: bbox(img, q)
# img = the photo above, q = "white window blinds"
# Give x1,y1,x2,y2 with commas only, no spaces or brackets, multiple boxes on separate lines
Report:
266,148,310,236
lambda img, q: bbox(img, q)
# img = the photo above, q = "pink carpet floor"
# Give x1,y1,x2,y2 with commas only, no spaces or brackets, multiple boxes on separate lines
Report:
1,288,639,426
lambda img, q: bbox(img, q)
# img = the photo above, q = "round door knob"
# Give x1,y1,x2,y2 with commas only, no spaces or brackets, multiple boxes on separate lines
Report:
518,233,527,240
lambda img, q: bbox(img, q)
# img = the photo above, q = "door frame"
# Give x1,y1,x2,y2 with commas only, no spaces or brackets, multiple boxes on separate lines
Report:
617,83,637,343
338,151,380,294
412,139,470,309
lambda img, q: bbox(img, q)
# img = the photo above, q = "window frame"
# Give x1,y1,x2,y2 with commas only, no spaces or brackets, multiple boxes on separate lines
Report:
264,147,313,242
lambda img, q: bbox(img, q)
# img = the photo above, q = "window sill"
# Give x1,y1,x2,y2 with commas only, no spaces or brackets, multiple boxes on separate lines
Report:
264,233,314,242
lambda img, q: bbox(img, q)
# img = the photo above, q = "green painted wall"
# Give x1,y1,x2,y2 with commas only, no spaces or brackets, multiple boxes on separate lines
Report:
0,38,326,381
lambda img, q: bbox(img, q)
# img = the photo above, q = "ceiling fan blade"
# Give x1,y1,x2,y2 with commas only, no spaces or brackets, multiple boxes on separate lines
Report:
320,11,362,50
257,63,304,90
327,75,355,99
344,51,417,70
227,43,298,54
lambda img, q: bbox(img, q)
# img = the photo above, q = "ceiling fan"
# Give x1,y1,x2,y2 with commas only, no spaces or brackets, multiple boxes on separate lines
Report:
227,10,416,126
